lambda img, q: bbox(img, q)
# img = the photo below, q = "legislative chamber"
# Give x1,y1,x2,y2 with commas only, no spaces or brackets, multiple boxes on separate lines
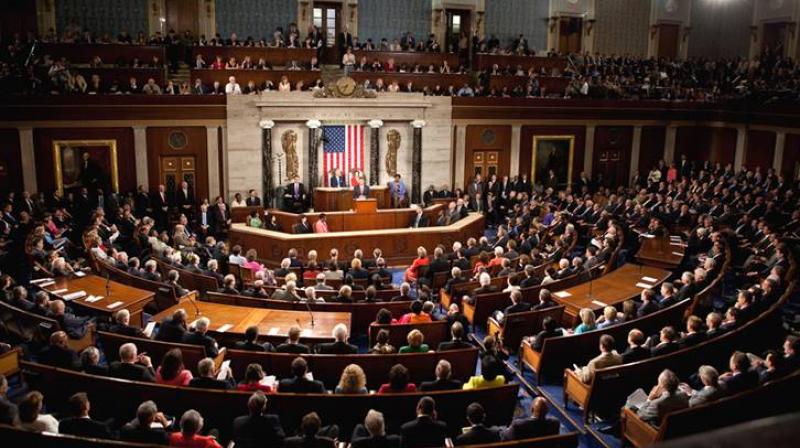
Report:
0,1,799,448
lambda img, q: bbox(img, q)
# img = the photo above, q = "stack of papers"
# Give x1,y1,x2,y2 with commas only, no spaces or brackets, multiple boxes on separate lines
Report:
105,301,123,309
74,271,86,278
62,291,87,301
640,276,658,283
37,280,56,288
591,300,608,307
635,282,654,289
554,291,572,298
268,327,280,335
84,295,104,303
143,322,156,338
217,324,233,333
50,288,69,295
31,278,54,285
216,360,231,380
301,329,313,337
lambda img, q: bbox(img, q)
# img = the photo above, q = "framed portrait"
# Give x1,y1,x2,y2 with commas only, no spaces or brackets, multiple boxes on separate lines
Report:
53,140,119,195
532,136,575,187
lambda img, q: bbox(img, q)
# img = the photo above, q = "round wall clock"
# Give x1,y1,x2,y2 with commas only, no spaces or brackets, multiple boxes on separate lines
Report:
168,130,188,149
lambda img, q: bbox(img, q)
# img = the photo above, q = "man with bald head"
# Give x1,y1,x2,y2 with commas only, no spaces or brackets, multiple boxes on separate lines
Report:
500,397,560,441
37,331,79,370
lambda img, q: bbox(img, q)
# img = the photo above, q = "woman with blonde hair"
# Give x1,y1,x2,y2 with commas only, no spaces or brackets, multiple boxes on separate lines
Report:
403,246,430,283
399,329,430,353
574,308,597,334
335,364,368,394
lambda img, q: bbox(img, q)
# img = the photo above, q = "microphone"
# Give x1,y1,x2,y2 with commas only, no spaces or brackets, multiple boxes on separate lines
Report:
104,270,111,298
303,297,316,329
188,292,202,317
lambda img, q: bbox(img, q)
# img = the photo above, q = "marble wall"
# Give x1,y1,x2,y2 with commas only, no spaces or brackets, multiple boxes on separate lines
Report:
225,93,452,204
689,0,754,58
484,0,549,52
594,0,650,56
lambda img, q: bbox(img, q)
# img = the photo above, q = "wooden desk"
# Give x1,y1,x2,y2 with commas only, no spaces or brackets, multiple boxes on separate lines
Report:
38,43,166,65
153,297,350,346
636,236,686,270
228,212,486,265
353,50,460,68
552,264,670,325
313,186,389,211
474,54,567,72
42,274,154,327
192,47,316,67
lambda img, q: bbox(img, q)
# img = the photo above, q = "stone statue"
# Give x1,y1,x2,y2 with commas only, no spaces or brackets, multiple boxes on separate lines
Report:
281,129,299,180
385,129,401,177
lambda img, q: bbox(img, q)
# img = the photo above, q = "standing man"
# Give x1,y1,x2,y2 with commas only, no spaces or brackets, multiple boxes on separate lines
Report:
330,168,347,188
151,184,170,230
175,181,194,220
467,174,484,200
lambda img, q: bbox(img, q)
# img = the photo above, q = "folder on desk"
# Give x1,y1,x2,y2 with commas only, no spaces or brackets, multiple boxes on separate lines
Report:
63,291,87,301
635,282,654,289
106,301,123,309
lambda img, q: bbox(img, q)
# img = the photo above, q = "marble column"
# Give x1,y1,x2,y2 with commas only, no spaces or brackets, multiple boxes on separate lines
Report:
133,126,148,188
664,126,677,164
583,125,596,177
259,120,275,207
206,126,220,199
510,125,521,176
367,119,383,186
18,127,36,193
773,131,786,172
306,119,322,209
630,126,643,179
410,120,426,204
733,126,746,171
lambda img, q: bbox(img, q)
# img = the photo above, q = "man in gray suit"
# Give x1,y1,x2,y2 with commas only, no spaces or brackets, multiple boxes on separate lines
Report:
636,369,689,424
679,365,722,407
576,334,623,383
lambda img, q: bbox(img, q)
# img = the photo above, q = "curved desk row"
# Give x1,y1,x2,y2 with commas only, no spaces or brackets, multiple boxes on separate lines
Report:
228,212,486,265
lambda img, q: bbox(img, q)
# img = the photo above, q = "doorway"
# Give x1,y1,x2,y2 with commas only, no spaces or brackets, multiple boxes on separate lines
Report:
762,22,788,56
159,156,197,199
446,9,471,55
470,150,500,181
313,2,342,64
165,0,199,35
558,17,582,54
657,23,680,59
594,149,628,188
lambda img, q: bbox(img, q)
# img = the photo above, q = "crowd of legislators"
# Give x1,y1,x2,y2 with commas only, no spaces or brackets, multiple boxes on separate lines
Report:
0,23,797,102
1,141,799,444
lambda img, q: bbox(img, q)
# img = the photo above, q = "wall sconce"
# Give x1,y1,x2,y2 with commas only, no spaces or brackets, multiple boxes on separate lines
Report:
300,0,309,22
434,8,444,26
586,19,596,36
682,26,692,42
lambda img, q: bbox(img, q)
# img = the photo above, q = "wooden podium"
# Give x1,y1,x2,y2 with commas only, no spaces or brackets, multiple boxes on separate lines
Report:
353,198,377,214
313,186,390,211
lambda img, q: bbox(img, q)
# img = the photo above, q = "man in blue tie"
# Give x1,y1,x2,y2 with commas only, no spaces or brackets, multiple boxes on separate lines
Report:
330,168,346,188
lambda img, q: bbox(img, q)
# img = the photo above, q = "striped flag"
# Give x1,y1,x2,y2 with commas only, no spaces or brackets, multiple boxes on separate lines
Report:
322,124,364,186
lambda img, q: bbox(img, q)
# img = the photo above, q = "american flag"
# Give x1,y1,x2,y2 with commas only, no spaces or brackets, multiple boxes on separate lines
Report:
322,124,364,186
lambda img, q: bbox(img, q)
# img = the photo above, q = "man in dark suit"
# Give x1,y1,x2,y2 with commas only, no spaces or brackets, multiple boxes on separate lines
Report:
329,169,347,188
58,393,114,439
621,329,650,364
194,203,214,236
316,324,358,354
501,397,560,441
456,403,500,445
210,197,231,236
51,299,91,340
720,351,759,395
119,400,170,444
233,391,285,448
37,331,79,370
293,215,313,234
278,357,326,393
109,342,156,382
276,326,311,354
419,360,463,391
400,396,448,448
637,289,660,317
422,247,450,286
438,322,472,352
409,206,429,228
245,189,262,206
188,358,236,389
174,181,194,220
351,409,401,448
500,290,531,325
352,177,370,199
285,176,307,213
108,309,146,338
182,317,220,357
156,308,188,343
0,374,18,426
234,325,276,352
151,184,170,230
283,412,336,448
443,267,467,297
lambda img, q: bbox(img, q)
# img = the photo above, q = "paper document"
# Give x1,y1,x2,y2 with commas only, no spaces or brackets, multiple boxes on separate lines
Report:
74,271,86,277
671,251,684,257
37,281,56,288
50,288,69,295
84,295,104,303
625,388,649,409
591,300,608,307
301,329,313,337
268,327,279,335
640,276,658,283
554,291,572,298
106,301,123,309
217,324,233,333
635,282,654,289
62,291,87,301
143,322,156,338
216,360,231,380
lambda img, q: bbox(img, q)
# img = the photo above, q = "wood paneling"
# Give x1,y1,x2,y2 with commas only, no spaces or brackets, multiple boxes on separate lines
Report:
0,129,23,194
744,130,776,171
675,126,737,167
0,96,226,122
465,125,511,183
166,0,199,35
520,126,586,184
657,24,680,60
33,127,136,194
146,127,209,202
639,126,666,174
784,134,800,179
0,0,37,41
593,126,632,187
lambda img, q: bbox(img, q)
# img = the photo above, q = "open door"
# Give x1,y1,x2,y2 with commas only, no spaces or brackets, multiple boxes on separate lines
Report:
313,2,342,64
